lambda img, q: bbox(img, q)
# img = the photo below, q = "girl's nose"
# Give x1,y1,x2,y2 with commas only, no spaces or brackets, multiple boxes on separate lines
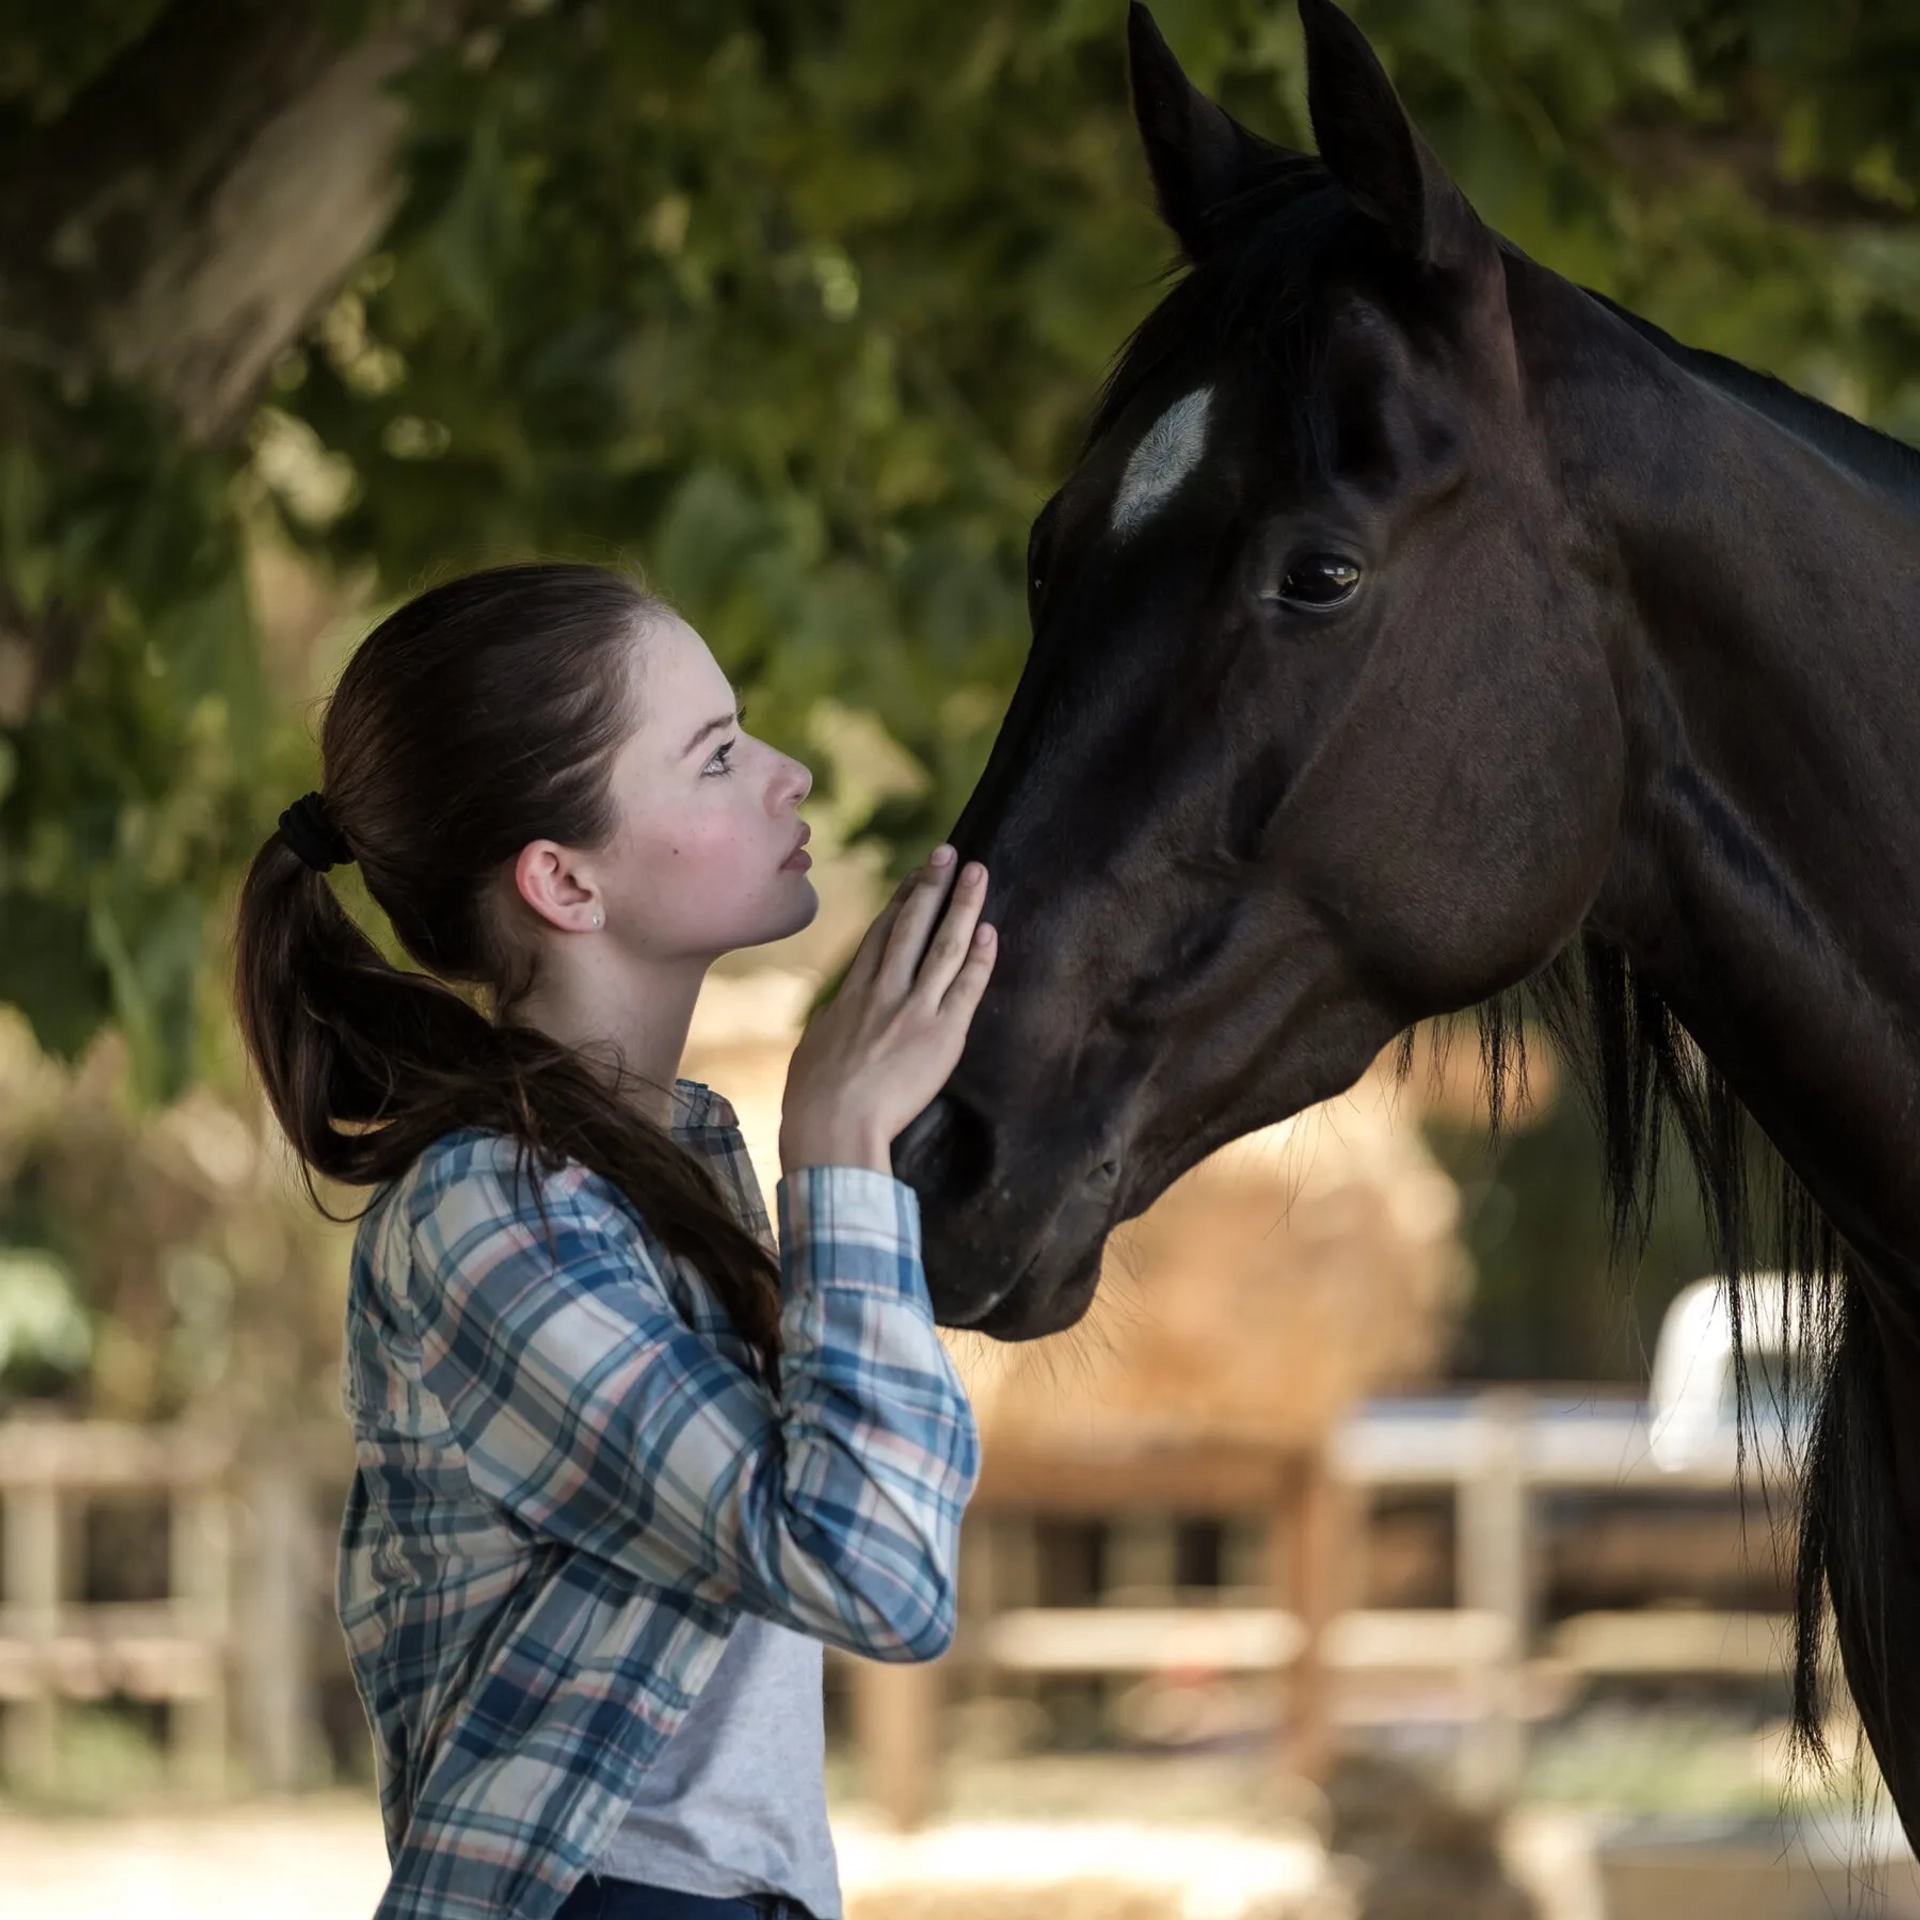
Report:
776,754,813,809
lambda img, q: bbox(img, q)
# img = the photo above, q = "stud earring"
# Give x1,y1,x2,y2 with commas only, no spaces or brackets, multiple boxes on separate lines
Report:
591,909,604,929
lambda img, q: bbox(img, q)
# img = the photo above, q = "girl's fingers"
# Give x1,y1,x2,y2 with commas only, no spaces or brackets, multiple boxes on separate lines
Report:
914,862,988,1004
939,921,998,1020
878,846,959,994
845,868,920,986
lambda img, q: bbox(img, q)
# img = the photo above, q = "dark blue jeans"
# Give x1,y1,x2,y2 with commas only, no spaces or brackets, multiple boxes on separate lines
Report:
553,1873,816,1920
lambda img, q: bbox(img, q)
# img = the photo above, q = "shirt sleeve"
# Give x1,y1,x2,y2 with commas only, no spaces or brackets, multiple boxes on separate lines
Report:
403,1143,980,1663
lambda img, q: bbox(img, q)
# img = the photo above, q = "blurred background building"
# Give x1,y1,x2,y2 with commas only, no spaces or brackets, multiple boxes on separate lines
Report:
5,0,1920,1914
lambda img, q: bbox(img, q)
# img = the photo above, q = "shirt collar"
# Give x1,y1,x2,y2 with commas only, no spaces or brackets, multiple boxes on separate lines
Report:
668,1077,738,1135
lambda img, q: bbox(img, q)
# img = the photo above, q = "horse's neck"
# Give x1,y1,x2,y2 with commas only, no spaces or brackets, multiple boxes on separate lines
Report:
1558,310,1920,1253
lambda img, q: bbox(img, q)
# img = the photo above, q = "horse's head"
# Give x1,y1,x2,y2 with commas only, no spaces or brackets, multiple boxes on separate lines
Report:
898,0,1625,1336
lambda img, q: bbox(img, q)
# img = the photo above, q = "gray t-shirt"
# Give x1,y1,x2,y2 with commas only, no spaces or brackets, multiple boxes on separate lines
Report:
593,1613,842,1918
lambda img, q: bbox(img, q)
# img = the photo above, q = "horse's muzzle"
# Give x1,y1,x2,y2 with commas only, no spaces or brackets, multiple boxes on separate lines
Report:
895,1093,1127,1337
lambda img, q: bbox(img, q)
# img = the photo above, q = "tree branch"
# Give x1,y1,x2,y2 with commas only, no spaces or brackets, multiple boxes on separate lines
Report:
0,0,460,443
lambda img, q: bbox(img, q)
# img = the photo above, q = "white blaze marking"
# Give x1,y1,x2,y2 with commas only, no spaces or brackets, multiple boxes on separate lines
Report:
1109,386,1214,538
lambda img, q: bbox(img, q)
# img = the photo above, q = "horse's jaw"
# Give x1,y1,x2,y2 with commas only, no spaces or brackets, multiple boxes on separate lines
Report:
898,973,1401,1338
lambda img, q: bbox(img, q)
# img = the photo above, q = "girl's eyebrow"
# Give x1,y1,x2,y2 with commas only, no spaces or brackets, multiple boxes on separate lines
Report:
680,697,743,759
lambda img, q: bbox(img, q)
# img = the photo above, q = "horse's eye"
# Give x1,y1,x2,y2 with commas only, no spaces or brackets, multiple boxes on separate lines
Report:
1267,554,1362,611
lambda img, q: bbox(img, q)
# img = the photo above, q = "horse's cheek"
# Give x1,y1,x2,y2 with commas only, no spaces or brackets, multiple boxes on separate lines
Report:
1314,624,1620,1006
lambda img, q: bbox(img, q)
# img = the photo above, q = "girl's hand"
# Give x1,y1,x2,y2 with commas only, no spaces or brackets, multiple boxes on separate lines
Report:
779,846,997,1175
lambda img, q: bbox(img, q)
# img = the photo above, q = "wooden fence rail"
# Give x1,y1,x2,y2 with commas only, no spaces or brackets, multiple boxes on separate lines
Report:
0,1421,331,1798
0,1396,1793,1811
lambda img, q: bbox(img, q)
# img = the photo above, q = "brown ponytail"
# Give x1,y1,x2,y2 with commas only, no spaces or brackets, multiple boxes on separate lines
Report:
234,563,782,1383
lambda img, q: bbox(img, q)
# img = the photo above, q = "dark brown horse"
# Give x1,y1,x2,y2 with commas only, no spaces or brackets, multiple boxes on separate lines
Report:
895,0,1920,1841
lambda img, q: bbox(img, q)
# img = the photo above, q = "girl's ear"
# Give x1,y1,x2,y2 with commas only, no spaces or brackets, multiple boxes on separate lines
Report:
514,840,600,933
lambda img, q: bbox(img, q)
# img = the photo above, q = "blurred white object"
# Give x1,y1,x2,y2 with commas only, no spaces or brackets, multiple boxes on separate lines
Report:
1647,1273,1817,1473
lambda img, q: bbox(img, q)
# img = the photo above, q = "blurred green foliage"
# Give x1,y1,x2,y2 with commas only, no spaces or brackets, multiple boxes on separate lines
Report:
6,0,1920,1100
0,1008,351,1422
3,1,1920,1377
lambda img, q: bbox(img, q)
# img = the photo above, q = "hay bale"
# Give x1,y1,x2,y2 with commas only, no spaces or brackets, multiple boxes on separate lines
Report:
957,1073,1464,1452
681,977,1466,1448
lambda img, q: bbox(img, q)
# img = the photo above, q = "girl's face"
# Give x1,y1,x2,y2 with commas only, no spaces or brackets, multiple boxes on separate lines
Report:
595,614,818,962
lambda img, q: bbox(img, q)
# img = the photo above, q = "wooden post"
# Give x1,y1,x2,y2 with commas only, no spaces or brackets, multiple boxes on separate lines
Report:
3,1482,60,1793
1456,1389,1529,1805
1105,1515,1178,1604
1221,1515,1269,1601
242,1455,314,1792
991,1510,1047,1733
850,1655,943,1831
1275,1447,1345,1782
993,1512,1041,1610
171,1478,231,1795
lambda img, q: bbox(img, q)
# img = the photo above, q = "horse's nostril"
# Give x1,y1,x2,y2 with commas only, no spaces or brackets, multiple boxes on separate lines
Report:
894,1093,995,1204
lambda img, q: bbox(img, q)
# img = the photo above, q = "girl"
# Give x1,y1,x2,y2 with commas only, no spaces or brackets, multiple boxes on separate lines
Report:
235,563,993,1920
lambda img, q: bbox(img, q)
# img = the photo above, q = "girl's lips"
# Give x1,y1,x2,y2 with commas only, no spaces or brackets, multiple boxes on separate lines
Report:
782,847,813,872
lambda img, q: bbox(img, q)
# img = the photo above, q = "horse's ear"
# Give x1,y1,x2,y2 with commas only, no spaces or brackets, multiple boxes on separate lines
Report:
1129,3,1297,261
1298,0,1484,272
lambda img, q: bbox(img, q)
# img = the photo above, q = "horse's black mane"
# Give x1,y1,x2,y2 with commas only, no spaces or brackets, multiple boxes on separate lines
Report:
1460,290,1902,1775
1095,163,1898,1767
1477,933,1884,1769
1092,154,1920,508
1580,286,1920,503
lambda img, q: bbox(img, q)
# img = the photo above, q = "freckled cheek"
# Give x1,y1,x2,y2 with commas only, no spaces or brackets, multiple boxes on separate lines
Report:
630,817,761,895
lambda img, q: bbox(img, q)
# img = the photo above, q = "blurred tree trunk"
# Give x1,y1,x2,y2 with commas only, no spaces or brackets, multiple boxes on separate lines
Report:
0,0,455,447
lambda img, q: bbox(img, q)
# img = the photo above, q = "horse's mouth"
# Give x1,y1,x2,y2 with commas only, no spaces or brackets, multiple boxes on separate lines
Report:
932,1233,1107,1341
902,1086,1130,1339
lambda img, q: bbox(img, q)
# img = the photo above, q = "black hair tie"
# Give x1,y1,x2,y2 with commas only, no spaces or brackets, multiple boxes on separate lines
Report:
279,791,353,874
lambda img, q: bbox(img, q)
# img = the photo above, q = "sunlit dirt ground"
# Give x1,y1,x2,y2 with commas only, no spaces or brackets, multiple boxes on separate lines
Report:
0,1769,1601,1920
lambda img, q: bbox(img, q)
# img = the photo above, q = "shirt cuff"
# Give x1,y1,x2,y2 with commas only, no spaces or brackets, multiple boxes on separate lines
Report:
775,1165,926,1303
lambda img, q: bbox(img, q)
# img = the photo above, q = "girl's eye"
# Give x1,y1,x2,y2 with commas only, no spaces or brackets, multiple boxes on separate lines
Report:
704,739,737,777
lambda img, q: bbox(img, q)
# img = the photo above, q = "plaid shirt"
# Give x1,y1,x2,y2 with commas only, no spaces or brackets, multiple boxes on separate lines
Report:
337,1082,980,1920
